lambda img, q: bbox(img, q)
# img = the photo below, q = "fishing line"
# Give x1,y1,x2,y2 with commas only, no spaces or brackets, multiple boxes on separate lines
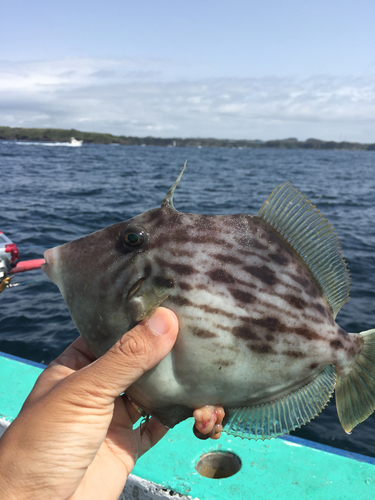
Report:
14,244,59,250
7,279,44,288
1,278,45,293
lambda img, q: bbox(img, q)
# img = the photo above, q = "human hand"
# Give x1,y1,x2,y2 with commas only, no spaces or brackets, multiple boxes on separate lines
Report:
0,307,179,500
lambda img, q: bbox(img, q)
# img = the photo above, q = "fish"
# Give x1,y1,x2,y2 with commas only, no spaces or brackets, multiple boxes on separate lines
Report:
42,164,375,440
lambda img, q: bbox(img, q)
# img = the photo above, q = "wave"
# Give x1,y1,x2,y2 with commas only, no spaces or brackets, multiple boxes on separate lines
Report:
15,141,82,147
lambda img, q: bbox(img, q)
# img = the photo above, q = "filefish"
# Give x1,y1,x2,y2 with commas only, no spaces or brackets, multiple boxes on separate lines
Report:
42,165,375,440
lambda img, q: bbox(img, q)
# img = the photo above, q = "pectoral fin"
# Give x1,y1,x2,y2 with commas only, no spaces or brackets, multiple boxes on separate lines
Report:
128,275,176,323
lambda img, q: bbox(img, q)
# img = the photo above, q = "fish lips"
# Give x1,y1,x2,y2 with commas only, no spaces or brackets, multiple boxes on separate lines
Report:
42,247,60,284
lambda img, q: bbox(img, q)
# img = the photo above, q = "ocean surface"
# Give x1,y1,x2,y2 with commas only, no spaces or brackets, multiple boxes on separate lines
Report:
1,140,375,458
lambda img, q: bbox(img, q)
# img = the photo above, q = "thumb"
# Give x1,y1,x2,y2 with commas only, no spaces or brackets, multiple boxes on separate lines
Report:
72,307,179,401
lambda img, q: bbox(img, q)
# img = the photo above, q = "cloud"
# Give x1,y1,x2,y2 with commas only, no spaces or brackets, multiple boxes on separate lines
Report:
0,58,374,142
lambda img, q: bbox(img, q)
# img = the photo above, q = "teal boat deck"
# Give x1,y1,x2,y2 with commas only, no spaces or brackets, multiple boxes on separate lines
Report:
1,351,374,499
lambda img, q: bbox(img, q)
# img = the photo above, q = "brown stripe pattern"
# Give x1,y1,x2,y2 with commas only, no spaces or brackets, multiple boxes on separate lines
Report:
50,203,360,425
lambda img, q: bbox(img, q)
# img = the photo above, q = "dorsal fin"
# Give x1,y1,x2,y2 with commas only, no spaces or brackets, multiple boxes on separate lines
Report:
161,162,187,211
258,182,350,318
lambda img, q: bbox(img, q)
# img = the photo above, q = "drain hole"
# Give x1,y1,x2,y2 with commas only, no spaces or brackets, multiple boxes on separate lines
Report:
195,451,242,479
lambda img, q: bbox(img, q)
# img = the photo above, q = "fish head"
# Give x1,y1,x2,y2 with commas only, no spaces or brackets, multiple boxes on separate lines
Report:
42,165,189,357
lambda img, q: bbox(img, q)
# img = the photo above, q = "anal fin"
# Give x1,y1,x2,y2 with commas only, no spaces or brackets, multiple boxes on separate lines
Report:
223,365,336,440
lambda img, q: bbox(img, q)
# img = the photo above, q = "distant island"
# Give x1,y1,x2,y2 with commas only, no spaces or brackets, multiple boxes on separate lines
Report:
1,126,374,151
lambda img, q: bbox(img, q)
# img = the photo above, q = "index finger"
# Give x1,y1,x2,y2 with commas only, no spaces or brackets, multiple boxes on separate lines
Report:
50,336,97,371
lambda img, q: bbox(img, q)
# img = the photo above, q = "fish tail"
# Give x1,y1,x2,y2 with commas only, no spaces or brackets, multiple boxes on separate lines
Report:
335,328,375,433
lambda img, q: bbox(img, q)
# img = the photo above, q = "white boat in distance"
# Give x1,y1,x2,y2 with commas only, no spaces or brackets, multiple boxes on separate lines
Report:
69,137,83,147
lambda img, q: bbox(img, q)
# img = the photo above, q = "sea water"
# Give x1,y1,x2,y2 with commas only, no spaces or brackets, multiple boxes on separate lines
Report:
0,140,374,457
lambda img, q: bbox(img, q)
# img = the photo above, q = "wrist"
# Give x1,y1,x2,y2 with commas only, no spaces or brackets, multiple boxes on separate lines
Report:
0,422,43,500
0,447,27,500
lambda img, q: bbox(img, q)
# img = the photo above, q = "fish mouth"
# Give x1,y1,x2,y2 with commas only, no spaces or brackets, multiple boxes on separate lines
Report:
42,248,57,280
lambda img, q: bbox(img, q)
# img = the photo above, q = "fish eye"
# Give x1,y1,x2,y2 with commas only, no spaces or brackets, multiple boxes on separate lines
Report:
122,226,148,248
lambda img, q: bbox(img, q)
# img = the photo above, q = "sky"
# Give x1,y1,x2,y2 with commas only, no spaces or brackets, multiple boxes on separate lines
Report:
1,0,375,142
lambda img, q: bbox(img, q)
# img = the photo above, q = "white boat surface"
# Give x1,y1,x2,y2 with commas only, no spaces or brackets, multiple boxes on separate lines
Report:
69,137,83,147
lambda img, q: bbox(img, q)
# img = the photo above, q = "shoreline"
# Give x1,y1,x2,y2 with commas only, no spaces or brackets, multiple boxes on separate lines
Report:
1,126,374,151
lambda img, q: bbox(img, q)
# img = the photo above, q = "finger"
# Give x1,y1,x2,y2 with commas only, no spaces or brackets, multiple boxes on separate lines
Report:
50,336,97,371
68,307,179,403
24,337,98,405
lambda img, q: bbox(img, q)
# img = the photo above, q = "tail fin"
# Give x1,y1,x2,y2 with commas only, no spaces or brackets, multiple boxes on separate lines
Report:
335,329,375,433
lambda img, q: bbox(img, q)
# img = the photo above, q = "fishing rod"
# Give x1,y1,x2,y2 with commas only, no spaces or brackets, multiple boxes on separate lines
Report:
0,231,45,294
0,262,46,293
